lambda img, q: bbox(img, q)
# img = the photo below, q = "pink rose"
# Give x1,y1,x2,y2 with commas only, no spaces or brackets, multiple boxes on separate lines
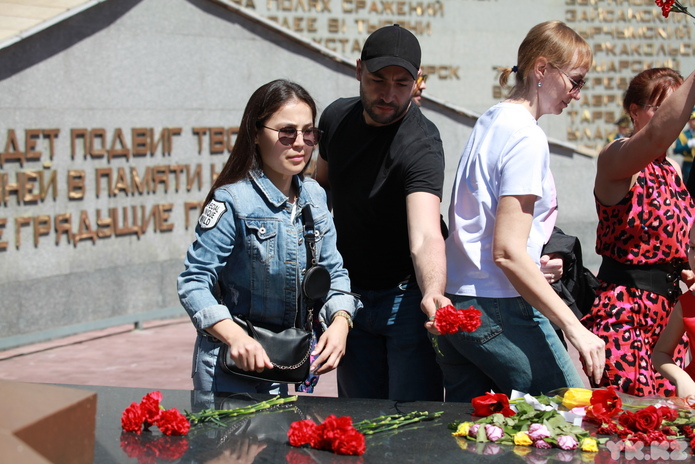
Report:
528,423,550,441
468,424,480,437
534,439,552,449
485,424,504,442
556,435,578,450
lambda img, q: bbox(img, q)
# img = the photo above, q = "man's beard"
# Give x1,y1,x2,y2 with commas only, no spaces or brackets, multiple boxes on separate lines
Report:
360,89,410,126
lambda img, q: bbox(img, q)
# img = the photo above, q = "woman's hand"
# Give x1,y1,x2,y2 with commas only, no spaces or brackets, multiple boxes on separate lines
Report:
540,254,563,284
310,316,350,374
226,334,273,373
564,324,606,385
681,268,695,289
207,318,272,373
677,379,695,400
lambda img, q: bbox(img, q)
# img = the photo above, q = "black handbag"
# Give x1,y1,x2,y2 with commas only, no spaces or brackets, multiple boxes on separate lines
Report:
219,315,312,383
218,204,329,384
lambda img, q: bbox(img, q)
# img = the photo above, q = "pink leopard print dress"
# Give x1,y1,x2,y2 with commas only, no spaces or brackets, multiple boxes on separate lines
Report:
582,156,695,396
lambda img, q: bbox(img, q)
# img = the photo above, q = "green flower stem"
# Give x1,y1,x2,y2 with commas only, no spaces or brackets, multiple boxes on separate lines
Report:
353,411,442,435
670,1,695,20
184,395,298,426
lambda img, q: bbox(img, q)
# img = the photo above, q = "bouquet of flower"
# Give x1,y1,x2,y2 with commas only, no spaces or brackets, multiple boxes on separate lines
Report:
655,0,695,19
434,304,482,335
121,391,190,436
577,386,695,457
450,390,598,452
288,410,442,456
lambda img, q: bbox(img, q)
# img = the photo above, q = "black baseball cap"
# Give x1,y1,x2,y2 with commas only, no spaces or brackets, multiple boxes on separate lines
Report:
361,24,421,79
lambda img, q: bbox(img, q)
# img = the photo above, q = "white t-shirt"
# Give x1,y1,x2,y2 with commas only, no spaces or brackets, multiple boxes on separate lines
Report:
445,102,557,298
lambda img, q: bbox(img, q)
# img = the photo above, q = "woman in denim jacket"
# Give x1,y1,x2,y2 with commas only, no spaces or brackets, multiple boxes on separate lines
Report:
178,80,361,394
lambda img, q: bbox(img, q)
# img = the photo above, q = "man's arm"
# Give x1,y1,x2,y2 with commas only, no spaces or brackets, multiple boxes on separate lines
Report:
314,156,330,191
406,191,451,331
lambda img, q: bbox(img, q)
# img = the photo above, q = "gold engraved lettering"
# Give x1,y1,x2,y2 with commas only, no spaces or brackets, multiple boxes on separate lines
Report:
0,217,6,251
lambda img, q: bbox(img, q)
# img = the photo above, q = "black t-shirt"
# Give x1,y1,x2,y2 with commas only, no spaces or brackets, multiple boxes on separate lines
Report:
318,97,445,289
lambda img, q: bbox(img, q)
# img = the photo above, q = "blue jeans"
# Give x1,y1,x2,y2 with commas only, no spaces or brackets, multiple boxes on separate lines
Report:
433,294,583,402
337,280,444,401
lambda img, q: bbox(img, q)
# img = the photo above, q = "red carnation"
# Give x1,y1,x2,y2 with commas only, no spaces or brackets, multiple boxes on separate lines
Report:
654,0,695,20
434,305,461,334
471,392,516,417
596,422,619,435
121,402,145,433
287,419,318,447
156,408,190,436
434,304,482,335
459,307,482,332
315,415,354,451
332,427,366,456
288,415,366,456
140,390,163,429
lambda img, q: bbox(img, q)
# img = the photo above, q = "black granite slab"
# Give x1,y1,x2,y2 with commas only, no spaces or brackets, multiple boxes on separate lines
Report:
60,384,695,464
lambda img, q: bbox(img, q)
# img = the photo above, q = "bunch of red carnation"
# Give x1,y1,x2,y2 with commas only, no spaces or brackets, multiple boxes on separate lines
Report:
434,304,482,335
656,0,677,17
288,414,366,455
654,0,695,19
121,390,190,436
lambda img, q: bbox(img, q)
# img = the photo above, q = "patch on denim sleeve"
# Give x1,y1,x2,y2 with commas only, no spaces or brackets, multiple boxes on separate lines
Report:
199,200,226,229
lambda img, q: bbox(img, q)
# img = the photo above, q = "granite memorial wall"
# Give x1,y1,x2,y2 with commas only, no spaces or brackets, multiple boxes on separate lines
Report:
1,0,694,346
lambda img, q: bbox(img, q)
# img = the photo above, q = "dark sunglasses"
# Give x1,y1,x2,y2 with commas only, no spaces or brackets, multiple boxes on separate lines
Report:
261,126,322,147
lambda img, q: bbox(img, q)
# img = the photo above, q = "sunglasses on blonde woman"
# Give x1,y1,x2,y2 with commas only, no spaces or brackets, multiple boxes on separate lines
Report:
262,126,323,147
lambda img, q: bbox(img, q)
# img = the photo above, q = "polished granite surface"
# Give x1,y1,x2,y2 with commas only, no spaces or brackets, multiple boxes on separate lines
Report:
61,384,695,463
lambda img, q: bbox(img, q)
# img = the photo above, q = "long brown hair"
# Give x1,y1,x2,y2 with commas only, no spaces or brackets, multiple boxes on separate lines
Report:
499,20,592,98
203,79,317,206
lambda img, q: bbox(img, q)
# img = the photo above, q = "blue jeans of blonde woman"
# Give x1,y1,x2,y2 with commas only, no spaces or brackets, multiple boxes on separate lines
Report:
434,294,584,403
337,279,444,401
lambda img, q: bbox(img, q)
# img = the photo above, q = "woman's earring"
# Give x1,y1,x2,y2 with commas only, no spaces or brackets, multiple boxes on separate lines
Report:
538,81,542,88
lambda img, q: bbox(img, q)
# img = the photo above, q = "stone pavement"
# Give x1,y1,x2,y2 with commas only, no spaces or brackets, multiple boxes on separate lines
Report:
0,317,338,397
0,317,588,397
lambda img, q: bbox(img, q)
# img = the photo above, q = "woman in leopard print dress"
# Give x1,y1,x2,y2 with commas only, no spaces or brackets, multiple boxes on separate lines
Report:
582,68,695,396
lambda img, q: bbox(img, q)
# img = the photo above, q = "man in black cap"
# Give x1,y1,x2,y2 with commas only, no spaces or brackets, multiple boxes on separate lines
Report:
315,24,448,401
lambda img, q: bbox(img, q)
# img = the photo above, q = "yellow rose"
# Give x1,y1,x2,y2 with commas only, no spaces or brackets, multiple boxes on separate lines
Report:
580,437,598,452
513,431,533,446
562,388,593,409
452,422,471,437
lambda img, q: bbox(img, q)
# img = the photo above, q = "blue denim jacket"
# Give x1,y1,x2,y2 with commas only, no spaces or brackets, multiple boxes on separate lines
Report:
178,170,361,338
